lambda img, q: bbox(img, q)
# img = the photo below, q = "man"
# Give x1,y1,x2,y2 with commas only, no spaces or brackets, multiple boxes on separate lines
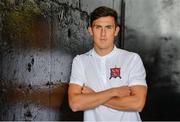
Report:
68,6,147,121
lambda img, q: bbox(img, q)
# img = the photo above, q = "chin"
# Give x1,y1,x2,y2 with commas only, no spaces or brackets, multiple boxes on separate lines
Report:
99,46,110,50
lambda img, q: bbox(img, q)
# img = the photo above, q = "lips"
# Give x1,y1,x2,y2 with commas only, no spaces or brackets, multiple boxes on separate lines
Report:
100,38,107,41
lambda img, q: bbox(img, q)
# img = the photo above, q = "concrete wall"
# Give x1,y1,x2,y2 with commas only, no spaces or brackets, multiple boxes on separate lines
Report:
1,0,180,121
0,0,120,121
124,0,180,120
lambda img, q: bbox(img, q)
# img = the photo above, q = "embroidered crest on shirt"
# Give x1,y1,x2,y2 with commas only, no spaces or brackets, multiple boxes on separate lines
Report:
109,67,121,79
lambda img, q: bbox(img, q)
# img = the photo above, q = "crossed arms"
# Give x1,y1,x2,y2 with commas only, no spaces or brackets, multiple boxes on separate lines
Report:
68,83,147,112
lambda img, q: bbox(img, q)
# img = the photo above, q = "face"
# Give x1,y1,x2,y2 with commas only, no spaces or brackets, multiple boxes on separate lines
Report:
88,16,119,51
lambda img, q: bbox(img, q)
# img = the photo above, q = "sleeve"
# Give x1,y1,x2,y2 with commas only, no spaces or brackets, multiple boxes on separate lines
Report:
70,55,86,86
128,53,147,87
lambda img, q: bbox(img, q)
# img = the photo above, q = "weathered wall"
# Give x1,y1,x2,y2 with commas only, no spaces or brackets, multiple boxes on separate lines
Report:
124,0,180,120
0,0,120,121
1,0,180,121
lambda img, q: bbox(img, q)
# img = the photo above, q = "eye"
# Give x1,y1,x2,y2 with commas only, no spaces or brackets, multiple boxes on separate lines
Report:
106,25,113,29
95,25,102,29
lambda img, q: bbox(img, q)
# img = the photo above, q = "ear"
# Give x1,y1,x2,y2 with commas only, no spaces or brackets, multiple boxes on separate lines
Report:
88,27,93,36
115,26,120,36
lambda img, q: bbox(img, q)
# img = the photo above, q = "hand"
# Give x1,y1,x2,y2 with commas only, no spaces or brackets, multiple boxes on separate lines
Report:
112,86,131,97
81,85,95,94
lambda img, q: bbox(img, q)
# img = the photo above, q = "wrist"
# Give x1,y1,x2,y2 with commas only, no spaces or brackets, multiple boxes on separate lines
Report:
108,87,117,97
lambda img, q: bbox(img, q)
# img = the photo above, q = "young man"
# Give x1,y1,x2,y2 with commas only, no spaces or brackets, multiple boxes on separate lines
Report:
68,6,147,121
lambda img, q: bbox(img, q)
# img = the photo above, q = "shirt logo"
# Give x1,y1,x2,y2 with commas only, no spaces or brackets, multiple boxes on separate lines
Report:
109,67,121,79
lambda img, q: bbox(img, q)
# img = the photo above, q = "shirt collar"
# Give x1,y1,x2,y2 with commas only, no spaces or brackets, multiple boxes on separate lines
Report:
92,45,117,59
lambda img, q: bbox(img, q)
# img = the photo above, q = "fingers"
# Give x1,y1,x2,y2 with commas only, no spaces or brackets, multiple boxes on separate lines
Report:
115,86,131,97
81,86,95,94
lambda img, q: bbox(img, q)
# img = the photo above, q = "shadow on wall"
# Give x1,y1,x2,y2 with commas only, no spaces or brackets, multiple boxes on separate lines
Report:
125,27,180,120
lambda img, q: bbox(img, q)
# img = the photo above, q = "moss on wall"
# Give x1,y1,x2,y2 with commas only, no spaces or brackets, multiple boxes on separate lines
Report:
2,0,49,49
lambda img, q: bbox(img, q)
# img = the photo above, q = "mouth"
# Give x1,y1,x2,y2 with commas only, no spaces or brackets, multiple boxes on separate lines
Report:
100,38,107,41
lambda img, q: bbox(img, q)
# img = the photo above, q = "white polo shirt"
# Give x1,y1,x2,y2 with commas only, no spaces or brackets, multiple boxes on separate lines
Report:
70,46,147,121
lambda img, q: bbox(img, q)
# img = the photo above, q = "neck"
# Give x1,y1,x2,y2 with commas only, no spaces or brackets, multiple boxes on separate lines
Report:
94,45,114,56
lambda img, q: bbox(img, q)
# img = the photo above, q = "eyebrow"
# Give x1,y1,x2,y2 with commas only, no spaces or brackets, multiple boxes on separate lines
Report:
93,24,114,28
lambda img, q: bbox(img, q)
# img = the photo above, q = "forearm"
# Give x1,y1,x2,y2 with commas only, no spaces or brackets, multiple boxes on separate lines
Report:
68,88,115,112
105,95,141,111
104,86,147,112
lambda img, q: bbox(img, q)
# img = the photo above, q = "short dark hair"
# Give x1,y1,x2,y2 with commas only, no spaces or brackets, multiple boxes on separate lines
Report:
90,6,118,26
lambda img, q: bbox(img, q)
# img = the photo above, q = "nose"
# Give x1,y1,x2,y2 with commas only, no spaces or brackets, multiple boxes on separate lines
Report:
101,28,106,37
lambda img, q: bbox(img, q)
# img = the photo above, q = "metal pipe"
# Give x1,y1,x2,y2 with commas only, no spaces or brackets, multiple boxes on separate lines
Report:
120,0,125,49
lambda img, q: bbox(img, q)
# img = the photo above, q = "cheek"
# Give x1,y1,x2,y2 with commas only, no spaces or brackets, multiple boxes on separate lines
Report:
92,32,100,38
107,33,116,39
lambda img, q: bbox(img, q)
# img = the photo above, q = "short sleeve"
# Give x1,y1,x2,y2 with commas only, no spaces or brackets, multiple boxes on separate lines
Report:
70,55,86,86
128,54,147,87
